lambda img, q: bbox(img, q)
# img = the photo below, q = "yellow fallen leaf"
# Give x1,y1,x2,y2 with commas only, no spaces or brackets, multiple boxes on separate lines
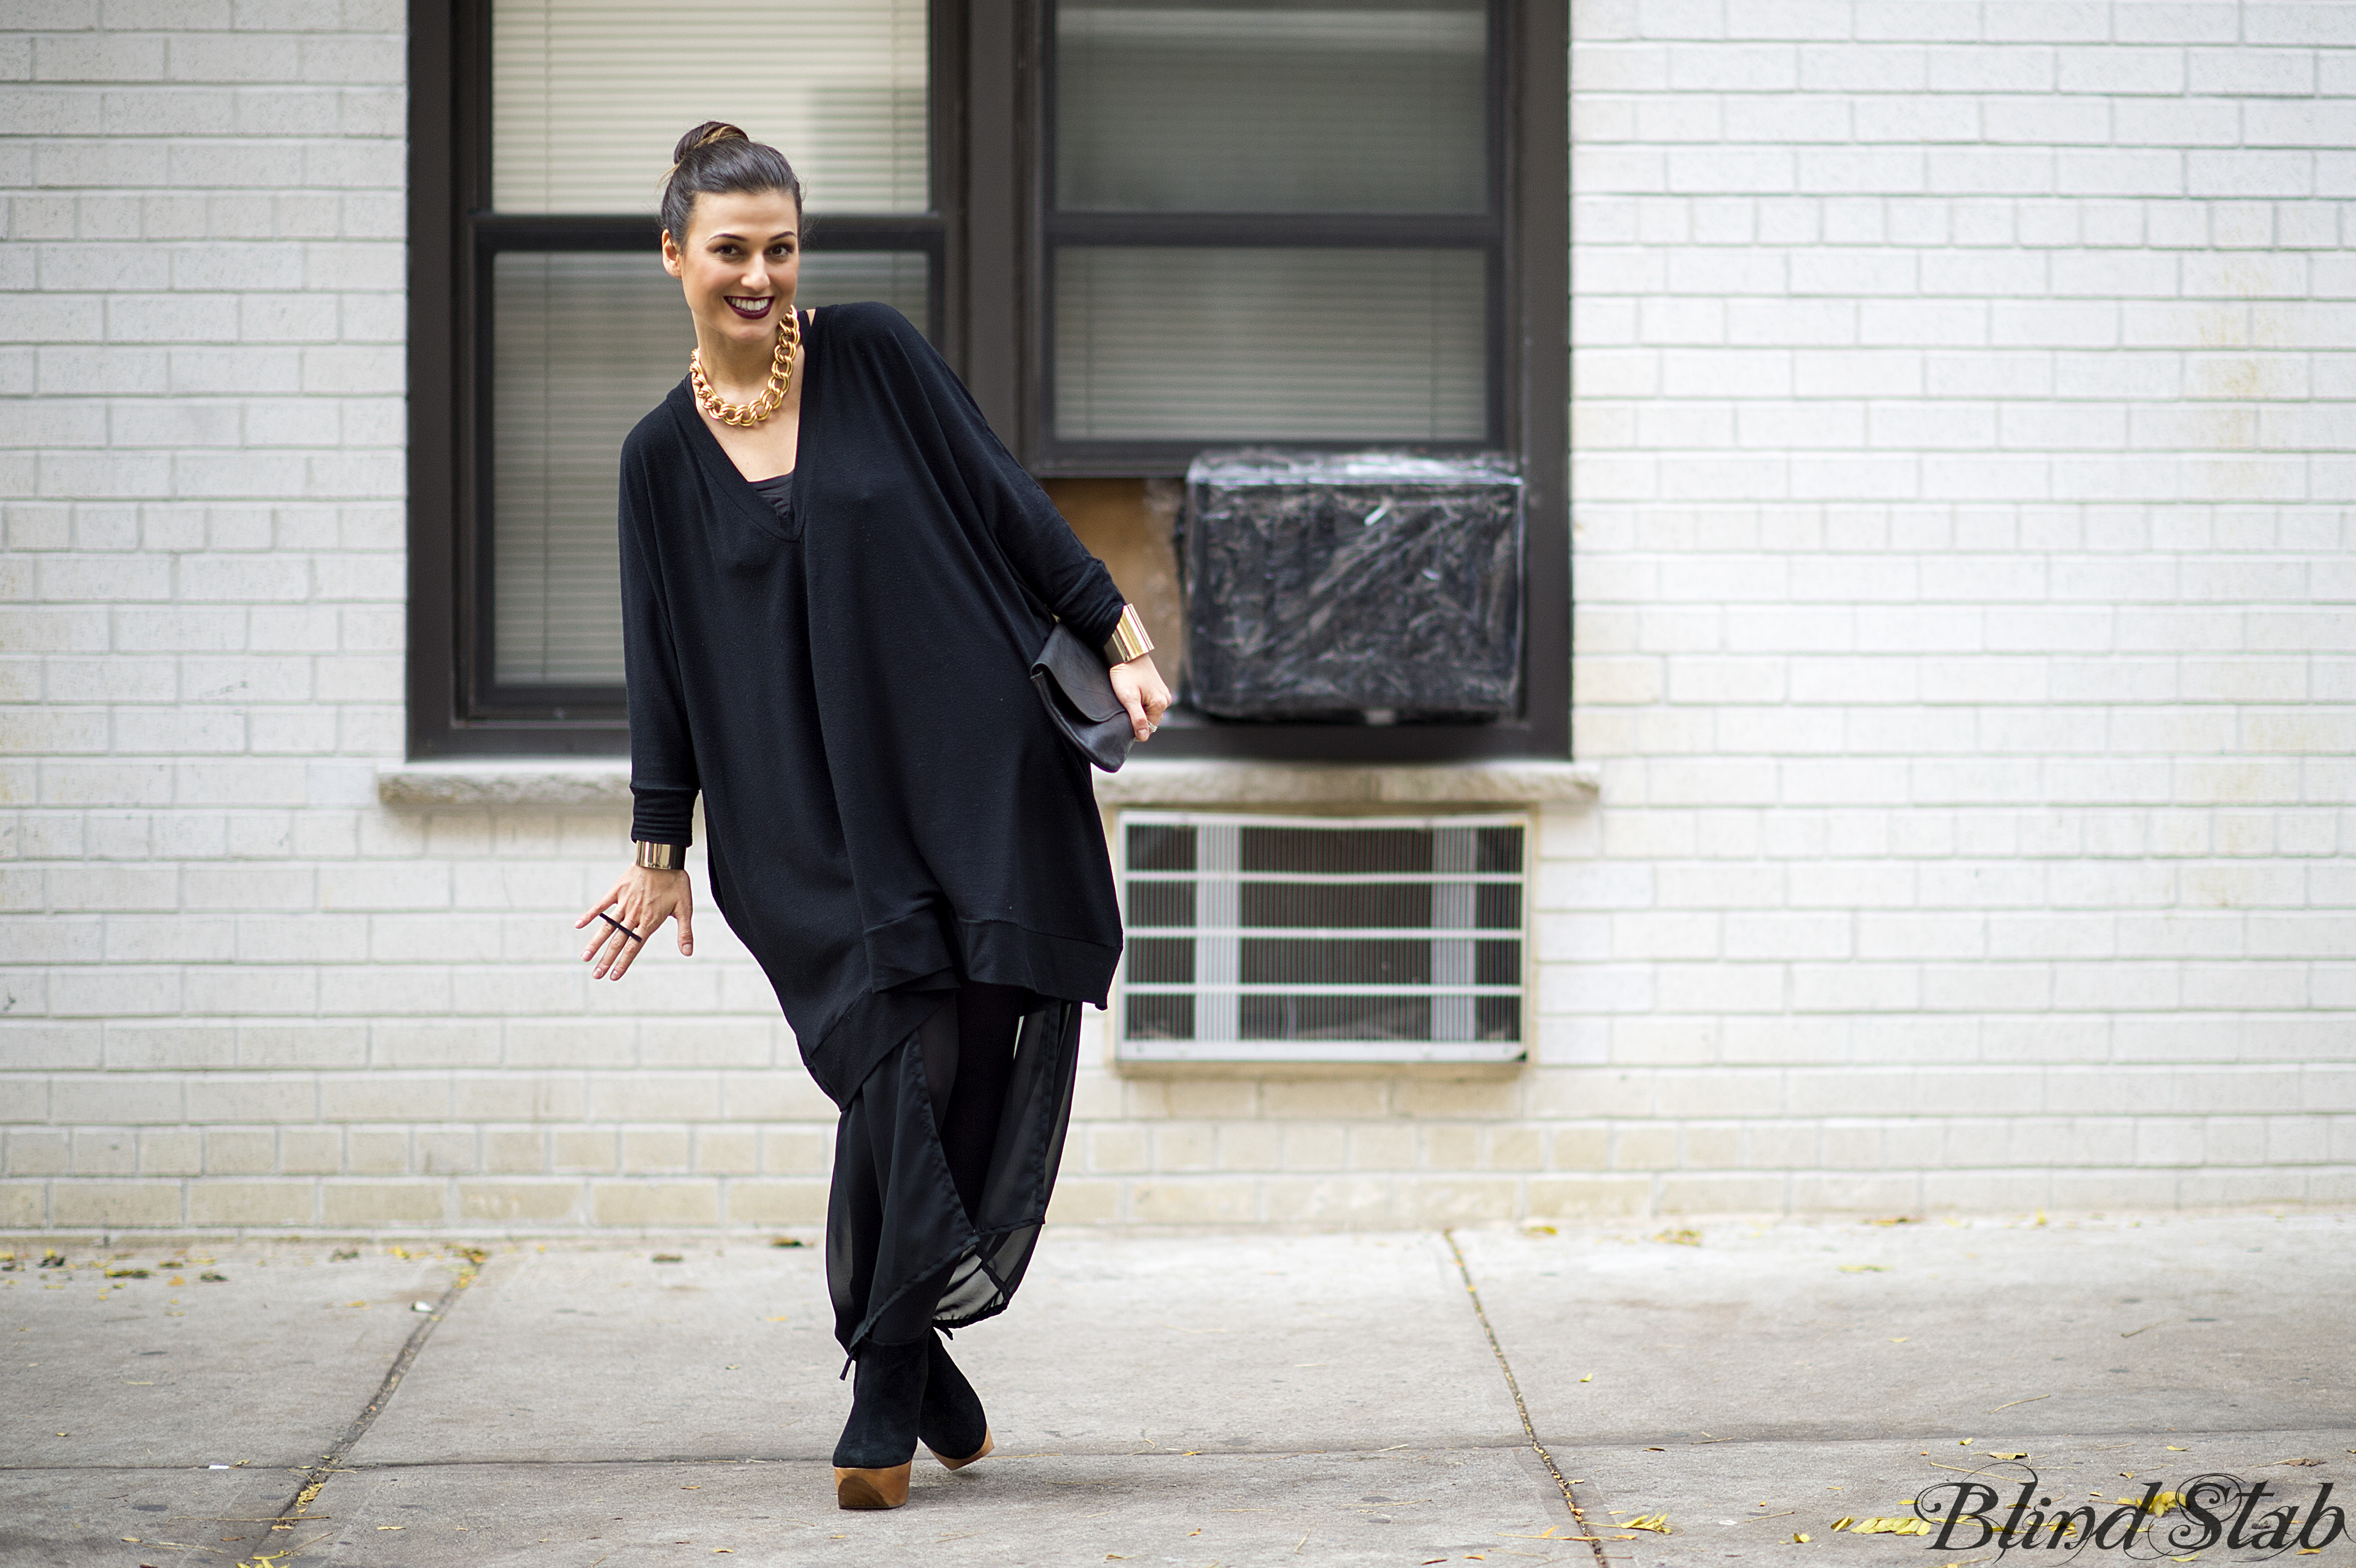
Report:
1850,1517,1932,1536
1831,1517,1854,1530
1624,1514,1671,1534
1959,1439,1974,1446
376,1525,402,1531
1653,1229,1701,1247
1889,1337,1909,1343
345,1300,367,1308
1578,1373,1592,1383
1991,1452,2029,1460
1790,1533,1811,1543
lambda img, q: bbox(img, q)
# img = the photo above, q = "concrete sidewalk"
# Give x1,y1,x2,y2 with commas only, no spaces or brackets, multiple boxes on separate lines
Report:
3,1214,2349,1567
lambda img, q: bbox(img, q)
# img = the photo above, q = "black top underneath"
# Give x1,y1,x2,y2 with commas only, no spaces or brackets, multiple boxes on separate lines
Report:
617,303,1128,1106
749,468,795,522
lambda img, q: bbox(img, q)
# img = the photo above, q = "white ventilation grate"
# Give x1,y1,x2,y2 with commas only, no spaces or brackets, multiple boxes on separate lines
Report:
1115,811,1527,1064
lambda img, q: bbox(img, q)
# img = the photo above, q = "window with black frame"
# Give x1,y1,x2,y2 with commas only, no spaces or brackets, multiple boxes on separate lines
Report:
408,0,1565,759
470,0,938,714
1039,0,1503,472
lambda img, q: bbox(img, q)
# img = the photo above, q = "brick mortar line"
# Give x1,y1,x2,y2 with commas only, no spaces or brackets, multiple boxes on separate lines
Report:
1443,1227,1611,1568
269,1249,480,1531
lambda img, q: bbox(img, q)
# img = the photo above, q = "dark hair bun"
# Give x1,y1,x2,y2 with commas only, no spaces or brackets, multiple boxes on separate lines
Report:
672,120,749,165
660,122,803,240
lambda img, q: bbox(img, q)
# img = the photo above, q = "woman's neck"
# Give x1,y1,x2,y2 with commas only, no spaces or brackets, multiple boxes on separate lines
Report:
695,319,782,397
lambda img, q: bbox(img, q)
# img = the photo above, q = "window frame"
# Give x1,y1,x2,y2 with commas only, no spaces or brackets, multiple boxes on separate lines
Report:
408,0,963,755
407,0,1566,762
1030,0,1512,475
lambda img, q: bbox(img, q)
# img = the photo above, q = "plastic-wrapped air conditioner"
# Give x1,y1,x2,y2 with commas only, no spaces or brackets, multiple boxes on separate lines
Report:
1183,449,1523,720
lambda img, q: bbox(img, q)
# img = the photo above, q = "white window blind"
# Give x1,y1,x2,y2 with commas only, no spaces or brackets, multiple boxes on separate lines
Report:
491,0,929,215
1056,2,1487,214
491,255,930,688
484,0,932,691
1053,247,1486,443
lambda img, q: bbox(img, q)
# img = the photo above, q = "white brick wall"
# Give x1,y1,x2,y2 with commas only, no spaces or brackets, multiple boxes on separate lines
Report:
1545,0,2356,1220
1,1,2349,1235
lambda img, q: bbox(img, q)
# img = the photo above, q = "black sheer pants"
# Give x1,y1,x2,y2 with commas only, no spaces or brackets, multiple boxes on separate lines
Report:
863,982,1024,1347
918,981,1026,1221
826,980,1082,1358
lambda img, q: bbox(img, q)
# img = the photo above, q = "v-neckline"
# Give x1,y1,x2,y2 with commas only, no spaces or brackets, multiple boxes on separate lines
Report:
676,308,813,543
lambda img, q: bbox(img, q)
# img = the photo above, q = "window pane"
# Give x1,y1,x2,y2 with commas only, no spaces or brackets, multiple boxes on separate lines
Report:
1056,1,1486,213
1053,247,1484,442
492,0,928,215
491,251,929,687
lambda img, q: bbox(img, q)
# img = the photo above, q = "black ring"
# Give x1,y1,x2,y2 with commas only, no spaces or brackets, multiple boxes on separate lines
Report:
598,911,645,944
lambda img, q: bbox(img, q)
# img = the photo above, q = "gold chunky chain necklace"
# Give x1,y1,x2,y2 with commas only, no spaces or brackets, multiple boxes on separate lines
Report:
690,310,801,428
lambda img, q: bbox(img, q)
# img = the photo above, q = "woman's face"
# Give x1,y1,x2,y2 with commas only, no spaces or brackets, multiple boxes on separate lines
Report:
661,188,802,351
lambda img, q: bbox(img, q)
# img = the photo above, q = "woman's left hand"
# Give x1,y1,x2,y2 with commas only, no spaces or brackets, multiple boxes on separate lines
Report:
1110,653,1170,742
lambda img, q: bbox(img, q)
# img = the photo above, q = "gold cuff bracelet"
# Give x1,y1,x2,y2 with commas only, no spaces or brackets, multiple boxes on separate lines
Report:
634,841,686,872
1103,603,1156,665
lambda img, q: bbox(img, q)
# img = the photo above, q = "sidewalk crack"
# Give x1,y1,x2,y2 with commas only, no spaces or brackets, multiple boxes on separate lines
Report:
268,1250,485,1534
1444,1229,1609,1568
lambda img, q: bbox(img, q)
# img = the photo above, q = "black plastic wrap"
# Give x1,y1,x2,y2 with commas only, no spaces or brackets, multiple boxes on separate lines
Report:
1183,450,1523,719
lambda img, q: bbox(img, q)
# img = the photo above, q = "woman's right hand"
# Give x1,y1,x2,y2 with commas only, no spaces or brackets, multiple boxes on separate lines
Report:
576,864,695,981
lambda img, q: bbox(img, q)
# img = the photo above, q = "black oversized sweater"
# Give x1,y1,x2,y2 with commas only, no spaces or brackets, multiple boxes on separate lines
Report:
617,302,1127,1105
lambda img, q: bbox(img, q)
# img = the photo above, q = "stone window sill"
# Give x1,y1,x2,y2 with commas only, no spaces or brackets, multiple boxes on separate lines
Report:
376,758,1600,810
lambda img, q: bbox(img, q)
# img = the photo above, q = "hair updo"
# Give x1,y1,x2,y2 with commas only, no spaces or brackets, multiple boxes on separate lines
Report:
660,121,803,243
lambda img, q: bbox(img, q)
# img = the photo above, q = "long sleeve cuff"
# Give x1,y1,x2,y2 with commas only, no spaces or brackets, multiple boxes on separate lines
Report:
630,784,697,850
1062,567,1128,653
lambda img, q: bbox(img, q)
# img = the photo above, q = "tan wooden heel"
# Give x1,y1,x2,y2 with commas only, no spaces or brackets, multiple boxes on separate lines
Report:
834,1462,912,1510
932,1427,993,1471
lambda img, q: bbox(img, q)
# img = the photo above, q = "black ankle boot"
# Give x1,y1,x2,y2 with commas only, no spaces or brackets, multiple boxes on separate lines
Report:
920,1332,992,1469
833,1337,929,1508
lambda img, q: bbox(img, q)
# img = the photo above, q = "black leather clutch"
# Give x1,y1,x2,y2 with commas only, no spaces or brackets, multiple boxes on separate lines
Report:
1030,622,1134,773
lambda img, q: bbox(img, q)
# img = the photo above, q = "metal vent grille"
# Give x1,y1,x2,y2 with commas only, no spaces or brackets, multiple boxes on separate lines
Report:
1115,811,1527,1064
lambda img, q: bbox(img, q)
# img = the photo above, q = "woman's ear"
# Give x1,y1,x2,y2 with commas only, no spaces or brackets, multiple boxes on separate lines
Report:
660,230,685,280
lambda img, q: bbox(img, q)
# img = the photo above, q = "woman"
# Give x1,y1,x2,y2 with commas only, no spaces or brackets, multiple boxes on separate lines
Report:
574,123,1169,1511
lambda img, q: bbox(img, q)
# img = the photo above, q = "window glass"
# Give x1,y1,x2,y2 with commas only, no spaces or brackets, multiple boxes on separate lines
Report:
492,0,929,214
1052,247,1485,442
491,252,930,687
1055,1,1486,214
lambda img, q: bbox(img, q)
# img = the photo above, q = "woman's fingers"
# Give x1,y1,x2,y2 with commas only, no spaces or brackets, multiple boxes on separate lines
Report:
579,866,700,979
606,924,644,980
576,877,627,947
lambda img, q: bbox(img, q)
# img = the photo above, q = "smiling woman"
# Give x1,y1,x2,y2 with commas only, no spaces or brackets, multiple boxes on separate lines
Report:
567,121,1170,1517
